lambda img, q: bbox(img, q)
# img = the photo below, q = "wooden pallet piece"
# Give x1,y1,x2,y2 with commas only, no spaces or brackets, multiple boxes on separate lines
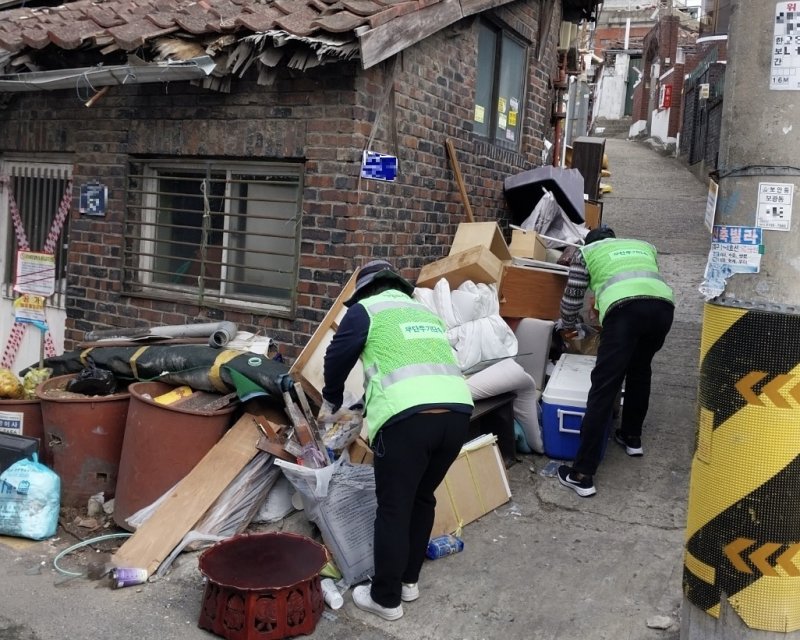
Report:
111,413,262,577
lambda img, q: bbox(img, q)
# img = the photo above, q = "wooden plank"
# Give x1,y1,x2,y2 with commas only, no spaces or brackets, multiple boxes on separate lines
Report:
289,270,364,401
111,413,261,576
417,245,504,289
445,139,475,223
359,0,463,68
498,264,568,320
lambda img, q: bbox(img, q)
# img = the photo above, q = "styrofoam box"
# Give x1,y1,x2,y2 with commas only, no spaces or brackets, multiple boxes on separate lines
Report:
541,353,604,461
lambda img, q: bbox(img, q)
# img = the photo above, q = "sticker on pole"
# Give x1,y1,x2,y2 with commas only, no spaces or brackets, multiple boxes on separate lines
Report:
772,3,800,90
14,251,56,297
756,182,793,231
699,226,763,300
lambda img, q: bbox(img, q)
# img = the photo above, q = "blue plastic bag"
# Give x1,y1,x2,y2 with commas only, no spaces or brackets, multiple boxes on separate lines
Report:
0,455,60,540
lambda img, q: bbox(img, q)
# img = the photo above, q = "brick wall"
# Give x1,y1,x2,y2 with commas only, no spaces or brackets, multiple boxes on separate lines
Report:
0,7,558,361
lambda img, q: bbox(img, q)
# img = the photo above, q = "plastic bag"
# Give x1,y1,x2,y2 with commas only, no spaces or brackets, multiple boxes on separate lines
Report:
0,455,60,540
66,360,117,395
320,393,364,451
521,188,588,249
0,368,24,400
22,368,52,400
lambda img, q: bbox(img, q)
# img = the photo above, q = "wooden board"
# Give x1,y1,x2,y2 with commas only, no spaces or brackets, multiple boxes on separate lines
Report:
498,264,568,320
111,413,261,576
289,270,364,404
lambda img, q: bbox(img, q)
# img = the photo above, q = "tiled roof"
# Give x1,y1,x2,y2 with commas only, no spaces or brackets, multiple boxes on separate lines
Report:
0,0,451,77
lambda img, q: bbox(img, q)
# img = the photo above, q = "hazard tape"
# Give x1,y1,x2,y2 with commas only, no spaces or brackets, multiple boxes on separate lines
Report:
684,302,800,631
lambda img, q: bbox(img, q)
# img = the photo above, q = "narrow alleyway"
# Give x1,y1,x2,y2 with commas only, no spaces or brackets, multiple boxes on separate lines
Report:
0,138,711,640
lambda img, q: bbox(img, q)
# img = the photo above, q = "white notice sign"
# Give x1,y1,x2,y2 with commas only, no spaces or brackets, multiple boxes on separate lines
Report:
14,251,56,297
772,2,800,90
756,182,793,231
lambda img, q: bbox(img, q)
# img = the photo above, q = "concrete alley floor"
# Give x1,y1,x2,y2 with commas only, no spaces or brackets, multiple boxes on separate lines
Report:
0,138,711,640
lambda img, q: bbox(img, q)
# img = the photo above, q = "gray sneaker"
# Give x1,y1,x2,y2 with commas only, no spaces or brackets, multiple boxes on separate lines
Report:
401,582,419,602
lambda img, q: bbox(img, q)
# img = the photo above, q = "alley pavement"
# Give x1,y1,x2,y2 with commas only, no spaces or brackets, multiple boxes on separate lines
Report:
0,138,710,640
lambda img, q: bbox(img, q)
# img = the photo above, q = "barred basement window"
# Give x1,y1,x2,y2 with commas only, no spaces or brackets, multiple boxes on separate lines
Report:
0,159,72,310
126,161,302,313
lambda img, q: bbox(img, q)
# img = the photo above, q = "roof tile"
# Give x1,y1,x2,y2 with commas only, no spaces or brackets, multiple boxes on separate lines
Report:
312,10,365,32
146,11,180,29
341,0,382,16
1,27,26,52
274,7,321,37
236,6,281,31
20,26,50,50
368,0,417,28
175,5,215,34
47,17,106,49
107,18,177,50
87,8,128,29
274,0,313,15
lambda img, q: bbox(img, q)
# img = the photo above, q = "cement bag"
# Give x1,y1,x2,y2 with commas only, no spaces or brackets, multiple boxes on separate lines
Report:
0,455,60,540
276,454,376,586
466,358,543,454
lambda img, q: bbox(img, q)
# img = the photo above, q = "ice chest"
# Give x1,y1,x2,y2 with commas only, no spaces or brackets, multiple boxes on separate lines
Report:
541,354,606,460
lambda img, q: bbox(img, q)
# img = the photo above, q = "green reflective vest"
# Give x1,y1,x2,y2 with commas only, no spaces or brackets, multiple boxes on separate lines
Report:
359,290,473,442
580,238,674,323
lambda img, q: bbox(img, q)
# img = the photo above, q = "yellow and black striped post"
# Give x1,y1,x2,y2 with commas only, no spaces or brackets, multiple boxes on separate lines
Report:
684,302,800,632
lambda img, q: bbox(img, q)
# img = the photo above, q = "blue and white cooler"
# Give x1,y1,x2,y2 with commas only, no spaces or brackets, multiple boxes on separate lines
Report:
541,353,609,460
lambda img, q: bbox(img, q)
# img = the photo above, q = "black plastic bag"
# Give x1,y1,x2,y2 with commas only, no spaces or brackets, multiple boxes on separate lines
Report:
66,361,118,396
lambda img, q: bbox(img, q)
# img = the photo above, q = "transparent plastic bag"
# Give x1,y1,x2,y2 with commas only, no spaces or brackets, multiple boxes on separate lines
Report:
320,393,364,451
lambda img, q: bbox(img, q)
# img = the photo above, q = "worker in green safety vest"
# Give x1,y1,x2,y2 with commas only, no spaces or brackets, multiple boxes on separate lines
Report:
321,259,474,621
556,225,675,497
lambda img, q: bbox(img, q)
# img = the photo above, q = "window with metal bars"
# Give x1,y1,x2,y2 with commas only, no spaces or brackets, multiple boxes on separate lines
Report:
0,160,72,310
125,160,303,313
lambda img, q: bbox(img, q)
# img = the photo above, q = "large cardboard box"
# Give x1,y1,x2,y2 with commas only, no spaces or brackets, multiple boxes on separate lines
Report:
417,245,504,289
509,229,547,260
449,222,512,261
498,264,568,320
430,435,511,538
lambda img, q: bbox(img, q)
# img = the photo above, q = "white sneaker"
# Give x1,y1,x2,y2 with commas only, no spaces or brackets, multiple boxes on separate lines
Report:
401,582,419,602
352,585,404,621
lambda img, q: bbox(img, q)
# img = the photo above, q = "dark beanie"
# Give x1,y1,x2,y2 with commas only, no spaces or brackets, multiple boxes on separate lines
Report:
584,224,616,245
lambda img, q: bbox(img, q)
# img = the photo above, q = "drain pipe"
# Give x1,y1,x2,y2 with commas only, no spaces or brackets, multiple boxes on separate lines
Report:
86,322,238,348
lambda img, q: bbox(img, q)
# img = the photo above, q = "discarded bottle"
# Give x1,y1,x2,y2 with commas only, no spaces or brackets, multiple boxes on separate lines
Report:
320,578,343,610
111,567,148,589
425,534,464,560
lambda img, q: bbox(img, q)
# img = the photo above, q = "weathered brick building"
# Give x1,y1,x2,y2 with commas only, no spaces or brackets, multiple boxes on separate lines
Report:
0,0,600,366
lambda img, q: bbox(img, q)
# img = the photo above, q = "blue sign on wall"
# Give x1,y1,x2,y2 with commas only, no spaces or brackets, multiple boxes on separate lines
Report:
360,151,398,182
79,182,108,216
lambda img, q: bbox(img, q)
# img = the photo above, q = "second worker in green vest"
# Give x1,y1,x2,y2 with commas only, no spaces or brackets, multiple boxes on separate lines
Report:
556,225,675,497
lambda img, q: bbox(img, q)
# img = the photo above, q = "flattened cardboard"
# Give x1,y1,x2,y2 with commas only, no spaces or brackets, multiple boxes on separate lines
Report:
430,438,511,538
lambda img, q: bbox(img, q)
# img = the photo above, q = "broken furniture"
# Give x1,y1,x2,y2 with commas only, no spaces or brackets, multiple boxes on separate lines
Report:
469,392,517,465
570,136,607,201
503,166,586,225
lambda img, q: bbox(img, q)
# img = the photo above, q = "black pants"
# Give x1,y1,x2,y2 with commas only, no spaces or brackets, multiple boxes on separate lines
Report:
370,411,469,608
573,298,674,477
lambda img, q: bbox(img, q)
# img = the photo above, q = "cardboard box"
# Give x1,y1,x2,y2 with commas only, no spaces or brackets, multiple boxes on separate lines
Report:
449,222,512,261
430,435,511,538
348,437,374,465
509,229,546,261
417,245,504,289
584,200,603,230
498,264,568,320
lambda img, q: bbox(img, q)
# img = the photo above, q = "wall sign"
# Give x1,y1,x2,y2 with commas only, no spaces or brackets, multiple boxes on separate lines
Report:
756,182,793,231
79,181,107,216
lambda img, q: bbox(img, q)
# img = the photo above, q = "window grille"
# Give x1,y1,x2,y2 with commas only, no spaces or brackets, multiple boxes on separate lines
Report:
1,161,72,310
125,160,302,313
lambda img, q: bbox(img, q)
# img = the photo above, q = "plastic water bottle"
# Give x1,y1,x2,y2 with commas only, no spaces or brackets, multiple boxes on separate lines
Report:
425,534,464,560
320,578,343,610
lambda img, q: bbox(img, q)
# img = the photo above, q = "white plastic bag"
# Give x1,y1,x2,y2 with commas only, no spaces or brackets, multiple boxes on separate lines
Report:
0,455,60,540
521,188,588,249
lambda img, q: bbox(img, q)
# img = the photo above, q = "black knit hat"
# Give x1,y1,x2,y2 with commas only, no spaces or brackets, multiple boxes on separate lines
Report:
344,260,415,307
584,224,616,245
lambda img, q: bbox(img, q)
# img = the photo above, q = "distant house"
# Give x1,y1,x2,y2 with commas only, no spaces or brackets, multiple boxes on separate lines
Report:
0,0,599,367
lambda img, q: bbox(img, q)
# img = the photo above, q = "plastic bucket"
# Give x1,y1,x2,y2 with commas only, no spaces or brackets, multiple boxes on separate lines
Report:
198,532,327,640
0,398,50,467
113,381,235,531
37,374,130,508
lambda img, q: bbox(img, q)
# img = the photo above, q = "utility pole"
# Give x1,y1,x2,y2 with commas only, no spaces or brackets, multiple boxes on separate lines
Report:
682,1,800,638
